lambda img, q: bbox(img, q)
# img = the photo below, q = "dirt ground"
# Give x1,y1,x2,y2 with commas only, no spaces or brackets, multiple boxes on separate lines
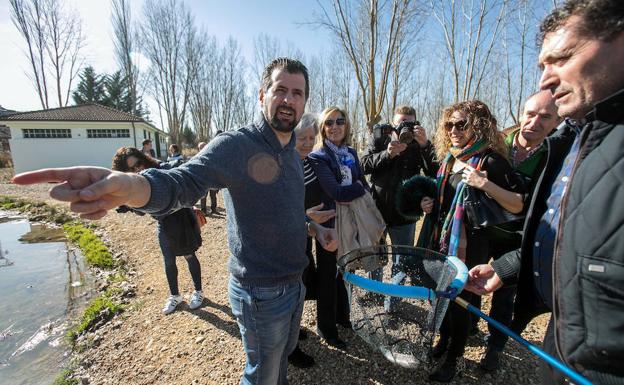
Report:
1,171,549,385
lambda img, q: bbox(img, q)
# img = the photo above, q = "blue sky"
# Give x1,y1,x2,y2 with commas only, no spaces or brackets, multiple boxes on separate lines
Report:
0,0,332,112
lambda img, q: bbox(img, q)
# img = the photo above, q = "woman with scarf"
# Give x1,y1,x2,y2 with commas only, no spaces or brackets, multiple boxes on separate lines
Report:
308,107,369,350
418,100,525,382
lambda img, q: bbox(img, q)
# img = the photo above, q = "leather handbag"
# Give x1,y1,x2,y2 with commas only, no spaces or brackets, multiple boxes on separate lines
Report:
464,186,524,230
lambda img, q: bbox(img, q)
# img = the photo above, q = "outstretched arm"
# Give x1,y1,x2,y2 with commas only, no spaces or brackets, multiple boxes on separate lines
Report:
12,167,151,220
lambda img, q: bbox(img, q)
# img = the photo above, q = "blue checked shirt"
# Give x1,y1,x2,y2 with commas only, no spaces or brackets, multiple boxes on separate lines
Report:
532,120,584,308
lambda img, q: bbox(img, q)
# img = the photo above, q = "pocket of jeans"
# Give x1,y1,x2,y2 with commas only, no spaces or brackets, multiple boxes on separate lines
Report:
252,285,286,303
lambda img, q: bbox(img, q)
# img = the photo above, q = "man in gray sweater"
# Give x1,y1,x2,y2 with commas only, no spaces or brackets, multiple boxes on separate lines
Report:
13,57,334,385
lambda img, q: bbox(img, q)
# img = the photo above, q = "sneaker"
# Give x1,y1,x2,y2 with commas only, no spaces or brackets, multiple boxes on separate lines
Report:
162,295,183,315
189,290,204,310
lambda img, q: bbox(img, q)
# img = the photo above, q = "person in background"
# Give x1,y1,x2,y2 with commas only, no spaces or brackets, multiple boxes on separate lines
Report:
112,147,204,315
141,138,156,158
308,106,369,351
167,144,183,162
361,105,437,312
287,112,336,368
197,141,220,215
466,1,624,383
475,90,561,372
417,100,524,382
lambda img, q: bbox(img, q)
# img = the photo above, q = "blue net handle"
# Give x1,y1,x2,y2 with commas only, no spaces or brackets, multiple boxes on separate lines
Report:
447,256,468,294
342,255,468,300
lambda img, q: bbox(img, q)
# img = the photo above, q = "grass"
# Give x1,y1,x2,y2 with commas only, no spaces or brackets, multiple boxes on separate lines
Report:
67,289,124,341
63,223,115,269
0,195,72,223
53,368,79,385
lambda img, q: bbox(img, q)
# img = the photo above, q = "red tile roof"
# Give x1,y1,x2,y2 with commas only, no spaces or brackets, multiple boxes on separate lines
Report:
1,103,145,123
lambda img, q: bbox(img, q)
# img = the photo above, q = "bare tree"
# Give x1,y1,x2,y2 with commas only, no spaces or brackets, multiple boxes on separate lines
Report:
315,0,421,132
189,35,217,142
503,0,542,124
430,0,508,102
140,0,201,144
212,37,248,132
10,0,83,108
111,0,141,116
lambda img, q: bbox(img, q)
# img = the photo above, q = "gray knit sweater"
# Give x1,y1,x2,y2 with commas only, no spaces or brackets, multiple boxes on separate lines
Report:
139,115,307,285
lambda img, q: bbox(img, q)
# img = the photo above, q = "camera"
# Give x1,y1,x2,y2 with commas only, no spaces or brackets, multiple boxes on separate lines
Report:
373,121,420,144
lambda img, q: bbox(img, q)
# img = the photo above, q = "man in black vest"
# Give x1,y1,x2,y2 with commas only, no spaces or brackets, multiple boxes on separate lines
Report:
467,1,624,383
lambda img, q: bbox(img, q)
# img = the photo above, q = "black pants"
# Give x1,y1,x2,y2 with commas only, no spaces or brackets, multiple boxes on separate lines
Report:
439,229,490,359
487,285,517,350
200,190,218,213
541,317,567,385
470,283,550,351
470,231,522,350
302,237,317,300
315,239,349,339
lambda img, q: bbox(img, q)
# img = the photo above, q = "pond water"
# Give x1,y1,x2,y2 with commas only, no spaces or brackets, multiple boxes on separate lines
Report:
0,211,93,385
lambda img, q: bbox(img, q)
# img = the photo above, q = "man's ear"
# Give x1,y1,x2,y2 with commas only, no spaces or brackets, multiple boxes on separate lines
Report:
258,88,265,107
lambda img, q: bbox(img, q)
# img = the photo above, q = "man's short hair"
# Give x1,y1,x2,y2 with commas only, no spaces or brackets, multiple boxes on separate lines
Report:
394,105,416,116
170,144,179,153
261,57,310,99
540,0,624,42
142,139,152,146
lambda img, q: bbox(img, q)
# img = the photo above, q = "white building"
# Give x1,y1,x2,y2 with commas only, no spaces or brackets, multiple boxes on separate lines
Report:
0,104,169,173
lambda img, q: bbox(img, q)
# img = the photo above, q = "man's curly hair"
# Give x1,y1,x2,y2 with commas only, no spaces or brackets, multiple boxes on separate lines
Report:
539,0,624,43
433,100,507,161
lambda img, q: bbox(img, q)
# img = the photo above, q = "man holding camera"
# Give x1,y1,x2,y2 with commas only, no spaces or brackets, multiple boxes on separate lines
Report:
361,105,437,311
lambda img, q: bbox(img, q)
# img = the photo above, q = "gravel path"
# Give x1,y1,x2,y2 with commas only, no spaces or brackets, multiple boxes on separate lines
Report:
1,174,549,384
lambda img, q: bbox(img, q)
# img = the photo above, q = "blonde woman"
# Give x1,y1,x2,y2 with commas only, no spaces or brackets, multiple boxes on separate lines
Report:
308,107,369,350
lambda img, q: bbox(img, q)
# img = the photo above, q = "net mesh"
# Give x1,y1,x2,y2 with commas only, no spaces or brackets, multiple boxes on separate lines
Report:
337,246,457,369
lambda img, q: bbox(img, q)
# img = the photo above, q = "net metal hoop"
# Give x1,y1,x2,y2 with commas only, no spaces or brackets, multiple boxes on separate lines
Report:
338,246,468,298
337,245,468,369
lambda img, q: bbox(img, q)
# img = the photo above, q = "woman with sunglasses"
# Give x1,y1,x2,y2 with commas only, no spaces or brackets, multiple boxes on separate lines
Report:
308,107,370,350
112,147,204,315
418,101,524,382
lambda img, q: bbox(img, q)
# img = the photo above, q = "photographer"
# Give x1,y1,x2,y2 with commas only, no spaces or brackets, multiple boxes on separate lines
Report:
361,105,437,311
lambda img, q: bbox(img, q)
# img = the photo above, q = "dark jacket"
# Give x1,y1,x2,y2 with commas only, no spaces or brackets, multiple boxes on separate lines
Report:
493,89,624,383
361,136,437,227
308,144,369,227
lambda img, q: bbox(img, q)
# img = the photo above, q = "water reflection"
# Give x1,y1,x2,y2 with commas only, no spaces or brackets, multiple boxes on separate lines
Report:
0,210,93,385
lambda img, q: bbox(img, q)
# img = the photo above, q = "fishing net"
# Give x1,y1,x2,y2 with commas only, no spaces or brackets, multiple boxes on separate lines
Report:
337,245,465,369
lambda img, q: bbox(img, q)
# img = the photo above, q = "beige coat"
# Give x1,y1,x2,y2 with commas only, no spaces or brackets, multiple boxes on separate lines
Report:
336,192,386,270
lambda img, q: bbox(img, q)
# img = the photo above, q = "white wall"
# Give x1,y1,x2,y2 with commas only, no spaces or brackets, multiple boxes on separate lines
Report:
10,137,136,173
6,121,168,173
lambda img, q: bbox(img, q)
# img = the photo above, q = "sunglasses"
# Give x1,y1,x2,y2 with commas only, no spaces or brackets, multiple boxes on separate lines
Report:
325,118,346,127
444,120,469,132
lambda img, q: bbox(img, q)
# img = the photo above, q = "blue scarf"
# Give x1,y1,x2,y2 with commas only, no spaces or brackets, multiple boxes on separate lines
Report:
324,139,355,168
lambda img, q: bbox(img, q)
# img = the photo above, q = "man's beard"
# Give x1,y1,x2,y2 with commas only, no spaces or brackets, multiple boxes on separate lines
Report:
268,106,299,133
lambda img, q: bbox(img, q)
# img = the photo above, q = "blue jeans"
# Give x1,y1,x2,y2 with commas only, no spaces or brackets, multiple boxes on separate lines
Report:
228,276,305,385
382,223,416,312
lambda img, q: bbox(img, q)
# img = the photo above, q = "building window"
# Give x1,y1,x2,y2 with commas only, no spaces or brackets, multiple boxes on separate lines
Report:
22,128,72,138
143,129,147,138
86,129,130,138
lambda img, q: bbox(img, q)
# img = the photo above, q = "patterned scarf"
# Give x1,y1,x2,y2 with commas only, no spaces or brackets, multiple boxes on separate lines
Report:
437,136,488,256
324,139,356,185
